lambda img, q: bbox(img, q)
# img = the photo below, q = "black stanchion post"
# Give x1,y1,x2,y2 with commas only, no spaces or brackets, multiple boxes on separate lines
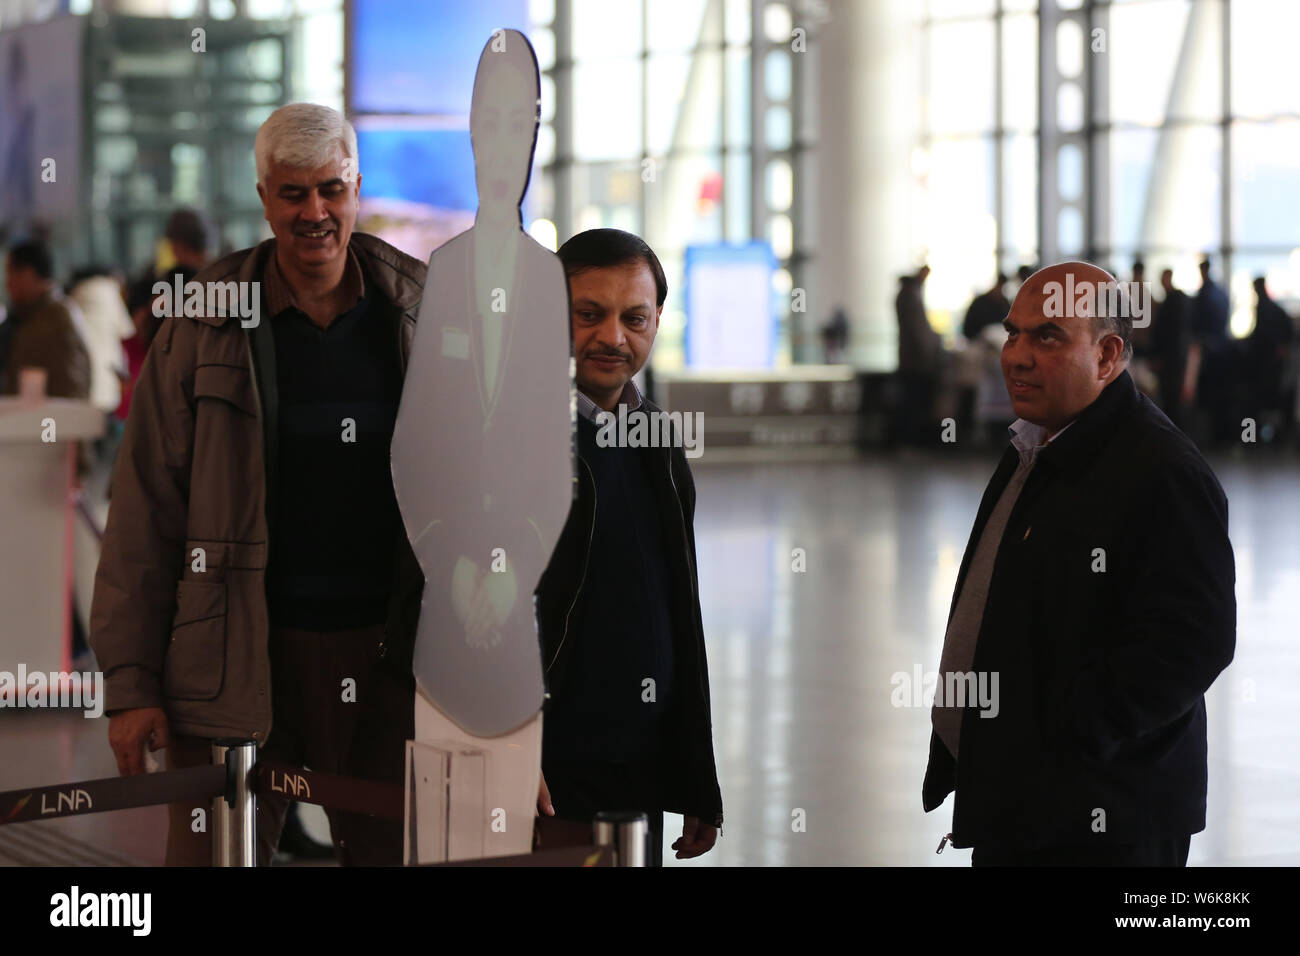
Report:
212,738,257,867
592,810,648,867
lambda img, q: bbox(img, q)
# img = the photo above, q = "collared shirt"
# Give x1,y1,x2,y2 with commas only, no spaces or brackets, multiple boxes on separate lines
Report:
264,244,366,321
575,378,644,424
1008,418,1075,466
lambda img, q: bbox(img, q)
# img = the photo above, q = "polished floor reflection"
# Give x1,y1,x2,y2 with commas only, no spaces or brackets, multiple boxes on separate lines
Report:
673,451,1300,866
2,452,1295,866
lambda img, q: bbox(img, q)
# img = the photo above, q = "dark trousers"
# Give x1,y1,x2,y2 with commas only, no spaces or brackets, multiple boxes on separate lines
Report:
543,758,665,867
972,834,1192,867
165,622,414,866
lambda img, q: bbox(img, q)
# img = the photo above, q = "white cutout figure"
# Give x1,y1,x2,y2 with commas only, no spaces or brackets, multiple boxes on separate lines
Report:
391,30,573,858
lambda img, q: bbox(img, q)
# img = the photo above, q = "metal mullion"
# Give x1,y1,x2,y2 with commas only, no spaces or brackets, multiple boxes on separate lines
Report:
1221,0,1232,283
994,0,1004,276
553,0,574,243
640,0,649,238
750,0,766,243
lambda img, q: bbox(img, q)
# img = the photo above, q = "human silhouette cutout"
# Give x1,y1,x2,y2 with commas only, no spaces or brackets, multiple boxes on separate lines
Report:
391,30,573,740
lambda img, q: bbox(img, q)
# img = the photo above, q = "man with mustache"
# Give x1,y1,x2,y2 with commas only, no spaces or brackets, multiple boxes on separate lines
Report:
92,103,426,865
923,261,1236,866
535,228,723,865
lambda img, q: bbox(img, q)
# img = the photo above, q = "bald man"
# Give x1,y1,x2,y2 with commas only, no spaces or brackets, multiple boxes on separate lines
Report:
922,262,1236,866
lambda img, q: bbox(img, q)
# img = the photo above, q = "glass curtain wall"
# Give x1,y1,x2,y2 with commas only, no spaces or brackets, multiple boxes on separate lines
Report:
921,0,1300,339
543,0,756,368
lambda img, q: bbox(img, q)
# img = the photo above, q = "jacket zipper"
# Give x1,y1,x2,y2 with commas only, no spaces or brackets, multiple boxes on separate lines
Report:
245,322,271,737
546,455,597,675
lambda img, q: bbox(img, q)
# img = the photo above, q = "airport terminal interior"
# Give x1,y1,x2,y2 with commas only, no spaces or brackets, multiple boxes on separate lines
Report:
1,0,1298,868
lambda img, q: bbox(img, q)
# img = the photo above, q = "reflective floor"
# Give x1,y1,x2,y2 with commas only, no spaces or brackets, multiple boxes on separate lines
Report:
2,451,1296,866
680,450,1300,866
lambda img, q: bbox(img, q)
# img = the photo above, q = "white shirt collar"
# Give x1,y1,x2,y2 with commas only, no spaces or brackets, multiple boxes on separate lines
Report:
1009,418,1074,466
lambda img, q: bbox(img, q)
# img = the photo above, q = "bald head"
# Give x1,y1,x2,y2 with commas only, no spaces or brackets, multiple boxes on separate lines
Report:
1019,261,1135,359
1001,261,1131,437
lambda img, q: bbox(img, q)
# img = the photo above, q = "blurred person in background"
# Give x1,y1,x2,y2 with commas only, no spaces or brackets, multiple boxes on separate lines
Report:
821,305,850,364
5,240,96,662
1127,260,1154,363
67,266,135,462
1151,268,1191,428
113,274,166,428
961,273,1010,343
2,239,91,400
1189,257,1233,445
956,274,1010,436
894,265,941,446
162,207,212,280
1245,276,1295,442
111,210,216,433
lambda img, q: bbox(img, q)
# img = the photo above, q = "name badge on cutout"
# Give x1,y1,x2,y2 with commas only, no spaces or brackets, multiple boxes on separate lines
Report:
442,327,470,360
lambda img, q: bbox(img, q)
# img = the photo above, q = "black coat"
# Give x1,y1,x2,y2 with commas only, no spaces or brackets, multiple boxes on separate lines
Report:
535,398,724,828
923,371,1236,850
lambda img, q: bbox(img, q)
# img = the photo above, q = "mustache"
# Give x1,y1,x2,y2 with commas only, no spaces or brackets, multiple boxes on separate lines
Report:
585,349,630,361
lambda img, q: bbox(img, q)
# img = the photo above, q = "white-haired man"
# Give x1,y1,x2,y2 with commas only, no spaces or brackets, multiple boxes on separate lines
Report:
91,103,428,866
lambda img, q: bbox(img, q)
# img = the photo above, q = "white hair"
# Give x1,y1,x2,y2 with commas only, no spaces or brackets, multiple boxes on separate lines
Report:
255,103,358,185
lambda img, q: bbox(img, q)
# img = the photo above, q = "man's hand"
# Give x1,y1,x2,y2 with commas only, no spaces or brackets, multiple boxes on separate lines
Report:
108,707,170,776
672,816,717,859
536,772,554,817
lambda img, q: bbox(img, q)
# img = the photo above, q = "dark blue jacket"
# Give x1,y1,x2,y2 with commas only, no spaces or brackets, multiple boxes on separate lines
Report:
923,371,1236,849
535,398,724,828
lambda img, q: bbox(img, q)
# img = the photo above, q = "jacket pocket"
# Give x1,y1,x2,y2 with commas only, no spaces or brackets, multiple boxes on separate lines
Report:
194,364,258,416
163,580,228,701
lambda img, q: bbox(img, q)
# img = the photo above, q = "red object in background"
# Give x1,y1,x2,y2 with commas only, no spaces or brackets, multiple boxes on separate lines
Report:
697,171,723,214
114,334,148,422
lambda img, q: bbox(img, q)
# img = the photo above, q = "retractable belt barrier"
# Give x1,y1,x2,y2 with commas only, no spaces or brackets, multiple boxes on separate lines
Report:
0,765,227,826
250,761,404,821
0,747,639,866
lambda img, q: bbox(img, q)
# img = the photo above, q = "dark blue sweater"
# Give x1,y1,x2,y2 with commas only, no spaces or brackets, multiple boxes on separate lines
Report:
544,414,677,762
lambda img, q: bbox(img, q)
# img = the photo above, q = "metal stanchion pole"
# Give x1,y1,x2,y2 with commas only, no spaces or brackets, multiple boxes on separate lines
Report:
211,738,257,867
593,810,648,867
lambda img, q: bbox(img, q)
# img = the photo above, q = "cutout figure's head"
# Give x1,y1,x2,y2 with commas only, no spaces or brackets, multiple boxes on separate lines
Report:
1001,261,1130,437
470,29,540,222
255,103,360,276
558,229,667,412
